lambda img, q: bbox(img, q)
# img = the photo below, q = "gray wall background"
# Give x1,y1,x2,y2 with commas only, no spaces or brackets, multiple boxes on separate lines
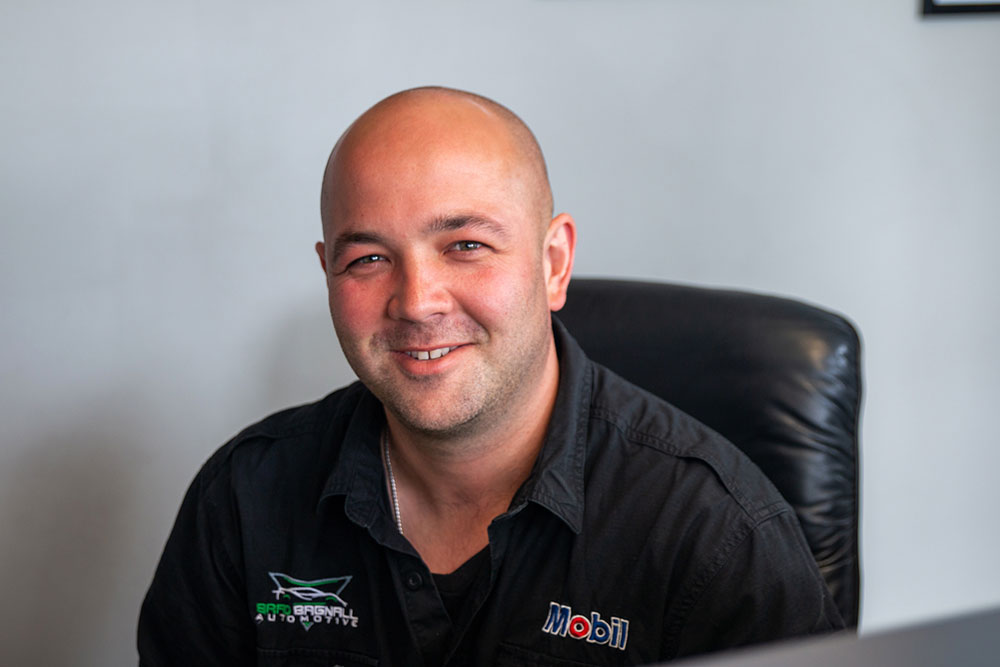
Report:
3,1,999,664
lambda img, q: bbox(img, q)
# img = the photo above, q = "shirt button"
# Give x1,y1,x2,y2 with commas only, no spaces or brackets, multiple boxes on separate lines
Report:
404,571,423,591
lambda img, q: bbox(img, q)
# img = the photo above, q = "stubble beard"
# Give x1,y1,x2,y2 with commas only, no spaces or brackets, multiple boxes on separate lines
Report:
341,308,553,444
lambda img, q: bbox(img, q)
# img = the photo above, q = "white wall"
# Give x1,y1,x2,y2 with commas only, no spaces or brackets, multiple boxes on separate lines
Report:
2,1,999,664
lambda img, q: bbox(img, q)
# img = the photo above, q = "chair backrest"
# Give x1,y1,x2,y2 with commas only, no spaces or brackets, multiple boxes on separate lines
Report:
557,278,862,628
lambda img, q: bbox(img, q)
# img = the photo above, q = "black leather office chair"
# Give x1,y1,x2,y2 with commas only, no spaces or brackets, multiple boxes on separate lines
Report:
557,278,862,628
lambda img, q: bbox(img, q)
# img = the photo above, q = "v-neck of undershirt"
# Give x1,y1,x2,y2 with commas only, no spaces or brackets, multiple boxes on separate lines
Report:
432,545,491,621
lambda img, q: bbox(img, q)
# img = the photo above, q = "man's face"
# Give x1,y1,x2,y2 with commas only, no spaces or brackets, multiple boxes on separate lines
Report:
318,99,573,438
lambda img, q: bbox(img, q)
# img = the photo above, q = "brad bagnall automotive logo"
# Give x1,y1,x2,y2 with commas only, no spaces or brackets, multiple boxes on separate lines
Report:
253,571,359,631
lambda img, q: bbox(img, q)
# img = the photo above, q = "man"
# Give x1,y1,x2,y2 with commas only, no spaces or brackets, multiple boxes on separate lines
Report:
139,87,843,666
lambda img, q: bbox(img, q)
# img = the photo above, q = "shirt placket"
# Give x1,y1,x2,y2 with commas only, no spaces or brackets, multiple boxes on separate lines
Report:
384,548,452,664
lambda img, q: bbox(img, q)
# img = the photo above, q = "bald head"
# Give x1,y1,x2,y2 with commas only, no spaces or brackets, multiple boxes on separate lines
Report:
320,87,553,238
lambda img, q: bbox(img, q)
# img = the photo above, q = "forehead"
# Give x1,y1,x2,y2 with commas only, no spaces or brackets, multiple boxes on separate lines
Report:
322,96,539,232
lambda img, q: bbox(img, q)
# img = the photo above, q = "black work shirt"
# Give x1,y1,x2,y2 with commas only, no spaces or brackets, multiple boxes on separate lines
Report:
138,320,843,666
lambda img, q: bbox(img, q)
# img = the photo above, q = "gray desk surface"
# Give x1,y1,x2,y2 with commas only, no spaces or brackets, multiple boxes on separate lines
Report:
664,606,1000,667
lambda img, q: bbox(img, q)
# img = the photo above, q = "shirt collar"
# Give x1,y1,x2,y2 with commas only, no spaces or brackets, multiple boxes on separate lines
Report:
317,388,387,528
317,317,592,536
509,317,590,534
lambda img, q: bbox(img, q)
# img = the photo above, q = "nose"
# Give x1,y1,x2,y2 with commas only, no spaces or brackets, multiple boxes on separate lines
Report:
386,258,452,323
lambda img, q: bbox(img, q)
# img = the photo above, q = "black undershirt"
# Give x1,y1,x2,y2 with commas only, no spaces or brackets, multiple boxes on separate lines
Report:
432,545,491,624
421,546,490,665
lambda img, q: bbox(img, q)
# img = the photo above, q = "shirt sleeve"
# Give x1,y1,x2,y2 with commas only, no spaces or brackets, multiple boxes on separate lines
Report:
671,509,845,659
137,455,255,666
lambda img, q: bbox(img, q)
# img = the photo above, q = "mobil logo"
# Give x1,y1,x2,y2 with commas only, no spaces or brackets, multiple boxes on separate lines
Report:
541,601,630,651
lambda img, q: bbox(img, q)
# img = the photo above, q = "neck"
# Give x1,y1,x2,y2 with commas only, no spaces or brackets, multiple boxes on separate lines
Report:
388,419,546,511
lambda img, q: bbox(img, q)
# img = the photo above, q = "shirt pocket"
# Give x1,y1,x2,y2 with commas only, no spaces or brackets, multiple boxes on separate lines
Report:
496,642,609,667
257,647,378,667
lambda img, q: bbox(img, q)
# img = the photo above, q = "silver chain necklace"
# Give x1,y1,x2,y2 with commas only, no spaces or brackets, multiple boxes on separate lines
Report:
382,430,404,535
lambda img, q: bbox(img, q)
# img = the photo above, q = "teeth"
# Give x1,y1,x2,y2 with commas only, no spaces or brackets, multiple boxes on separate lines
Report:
406,346,454,361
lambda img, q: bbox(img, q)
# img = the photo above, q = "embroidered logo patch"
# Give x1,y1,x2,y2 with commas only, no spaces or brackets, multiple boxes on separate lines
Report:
253,572,359,631
541,601,629,651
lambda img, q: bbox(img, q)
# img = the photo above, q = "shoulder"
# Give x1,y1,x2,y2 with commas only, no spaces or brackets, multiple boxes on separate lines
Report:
582,363,844,645
584,361,788,523
193,382,369,496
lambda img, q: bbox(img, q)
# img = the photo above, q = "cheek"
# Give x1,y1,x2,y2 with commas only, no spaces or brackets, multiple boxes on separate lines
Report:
329,282,382,340
455,260,543,320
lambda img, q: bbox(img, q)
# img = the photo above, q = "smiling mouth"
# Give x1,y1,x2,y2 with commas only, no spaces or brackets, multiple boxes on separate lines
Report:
403,346,457,361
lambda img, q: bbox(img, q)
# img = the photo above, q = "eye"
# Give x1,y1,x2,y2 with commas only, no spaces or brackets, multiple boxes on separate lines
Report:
351,254,386,265
336,254,387,275
450,241,483,252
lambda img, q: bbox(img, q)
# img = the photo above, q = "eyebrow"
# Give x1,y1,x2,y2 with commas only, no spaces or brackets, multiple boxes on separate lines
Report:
427,214,511,241
331,215,510,265
330,231,387,265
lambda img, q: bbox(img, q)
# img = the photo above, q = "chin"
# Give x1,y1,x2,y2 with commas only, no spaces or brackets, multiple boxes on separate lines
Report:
381,388,509,441
389,401,482,438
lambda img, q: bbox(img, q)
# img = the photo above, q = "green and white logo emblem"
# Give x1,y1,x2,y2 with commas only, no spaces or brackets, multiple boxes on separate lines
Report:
254,571,359,631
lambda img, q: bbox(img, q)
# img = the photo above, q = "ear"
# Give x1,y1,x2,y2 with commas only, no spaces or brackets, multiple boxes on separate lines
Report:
315,241,329,273
542,213,576,312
